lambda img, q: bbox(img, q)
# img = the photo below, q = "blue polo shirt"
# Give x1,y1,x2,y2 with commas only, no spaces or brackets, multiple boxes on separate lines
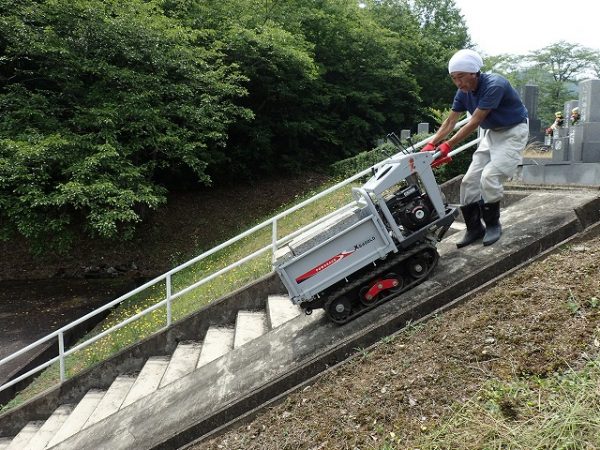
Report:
451,73,528,129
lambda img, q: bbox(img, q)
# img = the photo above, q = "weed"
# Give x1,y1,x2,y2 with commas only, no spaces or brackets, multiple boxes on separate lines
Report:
356,347,371,361
566,288,580,315
381,334,396,345
379,440,397,450
415,359,600,449
404,319,424,335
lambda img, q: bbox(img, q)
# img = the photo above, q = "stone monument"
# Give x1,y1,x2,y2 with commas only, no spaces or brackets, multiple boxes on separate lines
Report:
522,84,543,142
417,122,429,135
517,79,600,186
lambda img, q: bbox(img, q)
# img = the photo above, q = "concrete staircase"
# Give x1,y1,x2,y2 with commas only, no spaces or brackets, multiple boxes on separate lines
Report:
0,295,301,450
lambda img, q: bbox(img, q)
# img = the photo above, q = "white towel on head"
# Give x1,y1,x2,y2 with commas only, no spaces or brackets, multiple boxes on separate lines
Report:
448,49,483,74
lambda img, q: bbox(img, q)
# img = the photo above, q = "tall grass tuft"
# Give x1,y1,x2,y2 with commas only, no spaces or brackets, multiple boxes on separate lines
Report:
415,360,600,449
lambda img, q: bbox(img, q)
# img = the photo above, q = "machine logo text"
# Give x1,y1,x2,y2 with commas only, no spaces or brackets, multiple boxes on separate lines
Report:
295,250,354,284
354,236,376,251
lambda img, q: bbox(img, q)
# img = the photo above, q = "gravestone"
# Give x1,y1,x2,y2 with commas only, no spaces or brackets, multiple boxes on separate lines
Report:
553,126,568,139
580,79,600,122
400,129,411,141
522,84,542,140
557,100,581,162
569,126,584,161
552,137,570,161
578,79,600,162
417,123,429,135
522,84,539,119
517,80,600,186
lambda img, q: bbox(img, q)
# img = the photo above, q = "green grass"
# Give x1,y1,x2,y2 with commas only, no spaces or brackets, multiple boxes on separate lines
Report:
1,176,363,412
407,360,600,450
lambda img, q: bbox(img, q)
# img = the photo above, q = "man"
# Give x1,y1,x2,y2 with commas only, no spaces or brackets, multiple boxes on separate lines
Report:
422,49,528,247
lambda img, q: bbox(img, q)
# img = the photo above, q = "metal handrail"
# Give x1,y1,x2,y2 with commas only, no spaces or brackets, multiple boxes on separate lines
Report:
0,118,474,394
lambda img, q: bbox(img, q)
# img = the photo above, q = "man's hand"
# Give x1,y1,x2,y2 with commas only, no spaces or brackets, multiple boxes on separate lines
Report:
420,142,436,152
436,141,452,157
431,155,452,169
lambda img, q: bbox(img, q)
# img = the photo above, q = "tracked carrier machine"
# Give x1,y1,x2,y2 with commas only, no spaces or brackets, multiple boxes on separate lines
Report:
274,151,457,324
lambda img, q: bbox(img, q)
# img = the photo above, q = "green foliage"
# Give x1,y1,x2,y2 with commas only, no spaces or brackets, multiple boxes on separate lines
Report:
528,41,598,83
433,146,473,184
330,130,473,186
0,0,249,248
0,0,471,249
330,143,397,179
372,0,471,111
426,107,464,127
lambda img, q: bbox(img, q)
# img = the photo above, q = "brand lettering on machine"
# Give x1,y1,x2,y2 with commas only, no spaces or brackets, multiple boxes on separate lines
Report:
295,236,377,284
354,236,376,251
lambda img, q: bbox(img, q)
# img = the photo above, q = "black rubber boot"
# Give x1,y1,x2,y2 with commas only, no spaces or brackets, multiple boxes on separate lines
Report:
481,201,502,246
456,202,485,248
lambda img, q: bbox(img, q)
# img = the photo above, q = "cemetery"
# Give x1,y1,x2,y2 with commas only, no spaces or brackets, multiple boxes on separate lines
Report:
515,79,600,185
398,78,600,186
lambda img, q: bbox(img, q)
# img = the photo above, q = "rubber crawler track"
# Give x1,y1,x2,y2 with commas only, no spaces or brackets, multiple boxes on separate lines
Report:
323,239,439,324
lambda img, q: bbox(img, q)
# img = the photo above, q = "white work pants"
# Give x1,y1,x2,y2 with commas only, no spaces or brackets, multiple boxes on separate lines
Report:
460,123,529,205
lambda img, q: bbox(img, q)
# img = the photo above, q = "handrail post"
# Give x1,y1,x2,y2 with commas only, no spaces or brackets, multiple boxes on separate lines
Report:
271,219,278,264
58,332,66,382
166,275,172,328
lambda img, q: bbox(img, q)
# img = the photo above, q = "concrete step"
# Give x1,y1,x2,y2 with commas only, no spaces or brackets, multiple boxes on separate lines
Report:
5,421,43,450
233,311,267,349
122,357,169,408
24,404,74,450
83,375,136,428
197,327,234,368
47,389,104,447
160,342,202,388
266,295,302,329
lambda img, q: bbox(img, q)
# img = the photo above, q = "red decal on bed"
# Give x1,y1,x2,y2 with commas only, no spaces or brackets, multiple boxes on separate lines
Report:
295,250,354,283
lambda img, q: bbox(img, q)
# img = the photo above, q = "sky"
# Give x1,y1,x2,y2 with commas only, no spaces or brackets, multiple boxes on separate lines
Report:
452,0,599,56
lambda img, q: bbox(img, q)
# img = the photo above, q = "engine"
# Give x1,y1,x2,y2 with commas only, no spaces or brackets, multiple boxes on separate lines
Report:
386,184,435,232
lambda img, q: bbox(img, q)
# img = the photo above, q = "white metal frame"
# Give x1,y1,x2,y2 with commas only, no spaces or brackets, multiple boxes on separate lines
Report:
0,118,479,394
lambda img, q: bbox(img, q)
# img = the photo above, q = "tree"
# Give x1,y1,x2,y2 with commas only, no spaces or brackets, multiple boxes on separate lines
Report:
487,42,599,125
528,41,598,83
410,0,471,51
0,0,475,251
0,0,249,250
592,54,600,79
175,0,427,179
370,0,471,117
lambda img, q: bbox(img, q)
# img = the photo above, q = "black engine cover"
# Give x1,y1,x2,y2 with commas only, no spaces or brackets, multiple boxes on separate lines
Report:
386,185,434,231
